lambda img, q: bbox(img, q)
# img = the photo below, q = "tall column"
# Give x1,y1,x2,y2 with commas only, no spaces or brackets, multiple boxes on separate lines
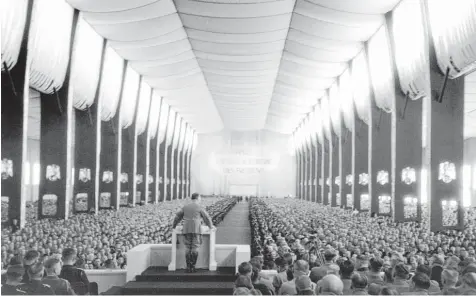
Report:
165,114,177,201
188,131,196,197
322,137,330,205
134,91,151,205
73,41,106,214
423,2,465,232
150,98,163,204
1,0,33,227
353,119,369,212
38,11,79,220
296,148,301,198
386,13,423,223
315,140,322,203
342,130,353,209
331,132,342,207
310,141,316,202
121,127,135,206
303,145,309,201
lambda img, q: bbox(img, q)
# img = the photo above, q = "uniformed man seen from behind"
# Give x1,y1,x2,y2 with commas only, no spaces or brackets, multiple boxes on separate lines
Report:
60,248,90,295
172,192,216,272
42,258,75,295
1,265,27,295
17,263,55,295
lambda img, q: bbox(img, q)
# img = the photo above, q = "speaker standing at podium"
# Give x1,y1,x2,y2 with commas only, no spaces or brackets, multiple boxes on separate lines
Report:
172,193,216,272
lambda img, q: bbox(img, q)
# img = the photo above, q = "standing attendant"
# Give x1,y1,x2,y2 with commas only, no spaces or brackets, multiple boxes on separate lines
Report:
172,193,216,272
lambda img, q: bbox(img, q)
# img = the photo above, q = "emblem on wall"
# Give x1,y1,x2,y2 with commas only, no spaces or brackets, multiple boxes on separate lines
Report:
441,199,458,227
403,195,418,219
78,168,91,183
336,193,341,206
102,171,113,183
148,175,154,184
159,177,163,184
360,194,370,210
438,161,456,183
1,158,13,179
100,192,111,208
377,170,389,186
358,173,369,186
120,173,128,184
136,174,143,185
46,165,61,181
345,174,353,186
346,194,353,208
401,167,416,185
378,195,391,214
334,176,341,187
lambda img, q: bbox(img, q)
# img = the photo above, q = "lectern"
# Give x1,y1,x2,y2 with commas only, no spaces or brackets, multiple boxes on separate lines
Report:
168,225,217,271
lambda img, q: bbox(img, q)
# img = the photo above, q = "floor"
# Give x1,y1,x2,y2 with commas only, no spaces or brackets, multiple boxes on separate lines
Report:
215,201,251,245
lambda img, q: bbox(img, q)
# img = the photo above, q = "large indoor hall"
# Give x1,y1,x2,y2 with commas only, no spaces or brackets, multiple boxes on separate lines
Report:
1,0,476,295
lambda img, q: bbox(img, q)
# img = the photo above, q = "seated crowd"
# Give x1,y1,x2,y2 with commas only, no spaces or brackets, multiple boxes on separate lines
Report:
1,197,237,272
239,198,476,295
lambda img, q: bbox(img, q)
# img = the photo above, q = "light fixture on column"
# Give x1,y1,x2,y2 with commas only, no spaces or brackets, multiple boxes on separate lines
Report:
359,173,369,186
335,176,341,187
1,159,13,179
102,171,113,183
438,161,456,183
120,173,128,184
46,165,61,182
401,167,416,185
78,168,91,183
346,174,353,186
377,170,389,186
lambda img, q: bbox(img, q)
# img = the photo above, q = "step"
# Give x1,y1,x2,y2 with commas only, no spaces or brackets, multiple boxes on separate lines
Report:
122,281,235,295
137,266,236,282
101,286,123,295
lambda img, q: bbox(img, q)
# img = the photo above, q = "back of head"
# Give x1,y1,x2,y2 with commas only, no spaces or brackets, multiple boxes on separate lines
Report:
24,250,40,266
351,273,368,289
295,275,312,292
238,261,253,276
29,262,45,280
442,269,458,286
44,258,61,274
250,288,262,295
412,272,431,290
234,287,251,295
251,267,260,283
6,265,25,281
394,263,409,279
339,260,355,278
462,272,476,289
318,274,344,295
191,193,200,200
10,255,23,266
62,248,77,263
380,287,398,295
368,283,381,295
250,257,262,271
235,275,254,290
324,250,336,262
370,257,383,272
283,253,294,266
294,260,310,275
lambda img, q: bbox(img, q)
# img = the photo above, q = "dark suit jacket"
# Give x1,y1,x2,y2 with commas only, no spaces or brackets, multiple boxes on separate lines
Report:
173,202,213,234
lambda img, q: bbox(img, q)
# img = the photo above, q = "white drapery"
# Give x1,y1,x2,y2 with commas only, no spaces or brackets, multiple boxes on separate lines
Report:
314,103,324,145
28,0,74,94
166,110,177,146
1,0,28,72
192,131,198,151
339,69,354,132
148,91,162,140
392,0,429,100
135,81,152,136
329,83,342,137
99,46,124,121
320,94,332,140
367,25,395,113
70,16,104,110
158,103,170,145
178,122,188,152
428,0,476,78
172,116,182,150
351,51,371,125
119,65,140,129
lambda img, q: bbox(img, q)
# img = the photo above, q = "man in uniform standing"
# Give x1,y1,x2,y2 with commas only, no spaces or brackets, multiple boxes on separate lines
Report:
172,193,216,272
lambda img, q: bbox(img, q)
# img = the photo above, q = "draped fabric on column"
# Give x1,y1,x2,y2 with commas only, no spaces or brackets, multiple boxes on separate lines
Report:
134,81,152,204
427,0,476,78
389,0,426,222
367,25,395,217
339,69,355,209
165,110,177,201
190,131,198,196
320,96,332,205
1,0,32,227
330,83,343,207
158,104,170,202
177,122,187,199
309,112,317,202
99,46,125,211
171,117,183,200
119,65,140,207
293,132,300,198
147,92,162,204
351,51,371,212
303,117,311,201
183,126,192,198
32,0,77,220
72,16,105,214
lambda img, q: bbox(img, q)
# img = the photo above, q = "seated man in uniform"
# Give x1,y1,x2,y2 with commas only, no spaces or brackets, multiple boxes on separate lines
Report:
172,193,216,272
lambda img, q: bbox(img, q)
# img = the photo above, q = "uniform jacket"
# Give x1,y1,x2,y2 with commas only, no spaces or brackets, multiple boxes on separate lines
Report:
60,265,89,295
42,275,76,295
17,280,55,295
173,202,213,234
1,284,27,295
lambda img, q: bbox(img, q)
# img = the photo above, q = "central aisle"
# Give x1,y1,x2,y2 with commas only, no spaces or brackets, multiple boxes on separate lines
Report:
215,201,251,245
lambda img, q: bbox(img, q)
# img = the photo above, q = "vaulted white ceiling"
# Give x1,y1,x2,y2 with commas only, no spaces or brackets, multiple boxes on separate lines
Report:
64,0,476,137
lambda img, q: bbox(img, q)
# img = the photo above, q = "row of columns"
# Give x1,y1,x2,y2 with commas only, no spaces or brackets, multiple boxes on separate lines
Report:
1,7,196,228
295,7,465,232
